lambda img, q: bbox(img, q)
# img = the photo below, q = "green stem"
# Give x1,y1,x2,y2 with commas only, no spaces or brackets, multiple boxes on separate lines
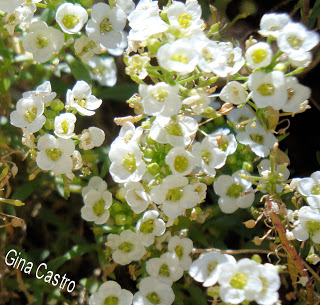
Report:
177,73,202,85
35,2,48,8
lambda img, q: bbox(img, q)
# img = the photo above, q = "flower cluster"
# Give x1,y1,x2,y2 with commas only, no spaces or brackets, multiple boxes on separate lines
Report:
10,80,105,176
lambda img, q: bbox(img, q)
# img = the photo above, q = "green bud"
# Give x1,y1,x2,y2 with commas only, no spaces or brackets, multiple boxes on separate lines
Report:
242,161,253,172
160,10,168,22
44,109,57,119
111,201,123,213
144,148,154,159
141,120,151,129
147,38,161,55
146,134,157,145
227,155,237,165
199,176,215,185
50,99,65,111
126,215,133,226
209,23,220,33
251,254,262,263
80,0,92,7
44,118,54,130
147,163,161,176
115,214,127,226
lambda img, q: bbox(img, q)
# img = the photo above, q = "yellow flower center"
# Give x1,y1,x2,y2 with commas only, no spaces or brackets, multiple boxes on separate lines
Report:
174,155,189,173
257,83,275,96
36,35,48,49
24,107,37,123
178,13,192,28
251,48,267,64
230,272,248,289
45,148,62,161
62,14,80,29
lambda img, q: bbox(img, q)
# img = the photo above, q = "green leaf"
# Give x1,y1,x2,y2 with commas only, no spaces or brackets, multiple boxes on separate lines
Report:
47,244,97,271
308,0,320,28
11,181,37,201
189,286,208,305
66,54,91,84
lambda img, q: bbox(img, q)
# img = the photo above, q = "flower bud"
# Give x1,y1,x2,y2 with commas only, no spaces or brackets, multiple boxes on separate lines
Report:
44,118,54,130
147,38,162,55
50,99,65,111
251,254,262,263
147,163,161,176
115,214,127,226
242,161,253,172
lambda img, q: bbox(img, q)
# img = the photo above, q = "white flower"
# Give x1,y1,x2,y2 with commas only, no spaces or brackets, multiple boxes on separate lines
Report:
89,281,133,305
277,22,319,60
258,159,290,193
66,81,102,116
189,251,236,287
23,81,56,105
109,142,146,183
192,136,227,177
288,51,312,68
167,1,204,36
218,258,262,304
150,175,204,218
113,121,143,146
297,171,320,208
55,3,88,34
127,0,168,46
139,83,181,117
87,56,117,87
168,236,193,270
149,115,198,147
74,35,101,62
107,230,146,265
255,263,281,305
226,106,254,129
81,188,112,225
220,81,247,105
86,3,127,49
136,210,165,246
236,122,277,157
182,90,210,115
259,13,291,38
22,21,64,63
248,71,287,110
245,42,273,69
54,113,76,139
282,76,311,113
10,96,46,133
214,170,255,214
71,150,83,170
124,181,151,214
165,147,195,176
132,277,175,305
79,127,105,150
146,252,184,285
157,38,200,75
292,206,320,244
82,176,108,197
0,0,24,13
108,31,128,56
211,128,237,156
125,54,150,80
36,134,75,175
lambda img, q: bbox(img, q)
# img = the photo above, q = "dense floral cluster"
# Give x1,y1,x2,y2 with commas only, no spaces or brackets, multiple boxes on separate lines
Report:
5,0,320,304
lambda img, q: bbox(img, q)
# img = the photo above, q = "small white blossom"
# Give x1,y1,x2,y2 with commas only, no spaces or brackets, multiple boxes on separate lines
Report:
277,22,319,61
282,76,311,113
248,71,287,110
113,121,143,146
82,176,108,197
189,251,236,287
55,3,88,34
89,281,133,305
149,115,198,147
116,0,135,15
211,129,237,156
165,147,195,176
23,81,56,105
107,230,146,265
245,42,273,69
86,3,127,49
297,171,320,208
81,188,112,225
136,210,166,246
226,106,254,129
0,0,24,13
36,134,75,175
22,21,64,63
259,13,291,38
168,236,193,270
167,1,204,36
182,90,210,115
54,113,76,139
157,38,200,75
66,81,102,116
74,35,102,62
236,122,277,157
79,127,105,150
146,252,184,285
88,56,117,87
218,258,262,304
214,170,255,214
220,81,247,105
109,142,146,183
193,136,227,177
292,206,320,244
10,96,46,133
124,181,152,214
139,83,181,117
132,277,175,305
